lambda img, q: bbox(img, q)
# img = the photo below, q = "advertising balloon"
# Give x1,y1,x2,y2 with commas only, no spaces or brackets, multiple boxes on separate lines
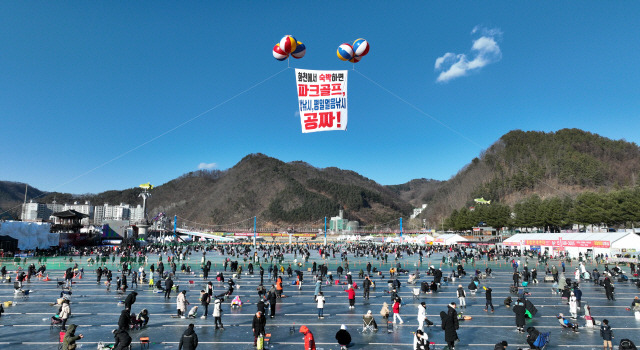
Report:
273,43,288,61
291,41,306,59
352,38,370,57
337,43,354,61
279,35,297,54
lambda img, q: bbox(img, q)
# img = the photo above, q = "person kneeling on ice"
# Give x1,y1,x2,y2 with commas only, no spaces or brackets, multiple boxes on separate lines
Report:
526,327,540,349
113,328,132,350
186,306,199,319
629,296,640,319
363,310,378,331
557,313,578,332
134,309,149,328
231,295,242,308
414,329,429,350
335,324,352,350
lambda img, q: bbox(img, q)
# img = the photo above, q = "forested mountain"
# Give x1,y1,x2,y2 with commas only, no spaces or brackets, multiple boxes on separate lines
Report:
3,129,639,229
0,181,45,219
149,154,413,227
1,154,413,227
386,178,443,207
423,128,640,228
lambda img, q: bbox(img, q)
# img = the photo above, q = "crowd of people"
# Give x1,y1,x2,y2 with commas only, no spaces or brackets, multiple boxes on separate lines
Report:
5,241,640,350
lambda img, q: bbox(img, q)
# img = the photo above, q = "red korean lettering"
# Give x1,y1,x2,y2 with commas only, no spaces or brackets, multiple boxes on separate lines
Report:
309,85,319,97
318,112,335,128
304,113,318,130
320,84,330,96
298,84,308,97
331,83,343,96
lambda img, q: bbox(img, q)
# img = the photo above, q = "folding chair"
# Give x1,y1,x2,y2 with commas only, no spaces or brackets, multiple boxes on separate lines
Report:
412,288,421,301
264,333,271,347
58,331,65,350
140,336,150,349
533,332,550,350
362,316,376,333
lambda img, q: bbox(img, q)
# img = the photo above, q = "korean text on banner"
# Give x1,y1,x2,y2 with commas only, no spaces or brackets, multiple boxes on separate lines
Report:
295,69,348,133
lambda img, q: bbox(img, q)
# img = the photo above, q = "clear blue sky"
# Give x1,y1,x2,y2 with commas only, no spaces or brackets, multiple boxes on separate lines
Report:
2,2,639,194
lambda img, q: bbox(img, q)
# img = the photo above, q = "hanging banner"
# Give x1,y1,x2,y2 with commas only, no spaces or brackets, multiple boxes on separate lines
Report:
295,69,348,133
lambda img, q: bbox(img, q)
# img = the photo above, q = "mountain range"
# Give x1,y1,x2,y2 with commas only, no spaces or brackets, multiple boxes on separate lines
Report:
2,128,639,229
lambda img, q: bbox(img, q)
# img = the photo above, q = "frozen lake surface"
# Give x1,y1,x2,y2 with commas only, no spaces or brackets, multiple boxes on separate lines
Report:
0,252,638,349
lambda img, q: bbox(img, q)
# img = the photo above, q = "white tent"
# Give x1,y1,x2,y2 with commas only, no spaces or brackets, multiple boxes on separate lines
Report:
502,232,640,257
432,234,468,246
403,234,434,245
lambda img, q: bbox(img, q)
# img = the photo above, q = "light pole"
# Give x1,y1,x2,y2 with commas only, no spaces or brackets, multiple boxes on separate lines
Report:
324,216,327,245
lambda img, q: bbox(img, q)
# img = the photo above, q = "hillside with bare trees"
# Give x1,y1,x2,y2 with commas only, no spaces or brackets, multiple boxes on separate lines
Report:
3,129,639,229
418,128,640,226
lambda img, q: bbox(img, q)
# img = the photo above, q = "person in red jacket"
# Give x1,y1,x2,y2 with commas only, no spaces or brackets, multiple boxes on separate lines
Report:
299,325,316,350
345,285,356,309
392,297,404,324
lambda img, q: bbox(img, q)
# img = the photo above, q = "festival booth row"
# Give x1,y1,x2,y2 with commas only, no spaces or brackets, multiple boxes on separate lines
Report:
502,232,640,257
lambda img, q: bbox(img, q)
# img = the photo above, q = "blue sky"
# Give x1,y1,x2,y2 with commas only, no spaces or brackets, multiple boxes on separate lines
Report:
1,1,639,194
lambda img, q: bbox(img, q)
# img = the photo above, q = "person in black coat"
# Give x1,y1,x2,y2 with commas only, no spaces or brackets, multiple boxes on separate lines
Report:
604,278,615,300
494,340,508,350
335,324,352,350
178,323,198,350
484,287,494,312
113,328,132,350
433,269,443,285
441,309,458,350
252,311,266,346
513,298,527,333
257,299,266,315
157,262,165,278
200,290,211,318
259,266,264,284
526,327,540,349
165,277,174,299
447,303,459,331
268,290,277,318
118,309,130,330
124,291,137,311
363,276,372,300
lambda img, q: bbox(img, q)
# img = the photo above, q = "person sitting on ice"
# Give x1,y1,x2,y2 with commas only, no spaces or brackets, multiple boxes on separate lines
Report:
557,313,578,332
231,295,243,308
